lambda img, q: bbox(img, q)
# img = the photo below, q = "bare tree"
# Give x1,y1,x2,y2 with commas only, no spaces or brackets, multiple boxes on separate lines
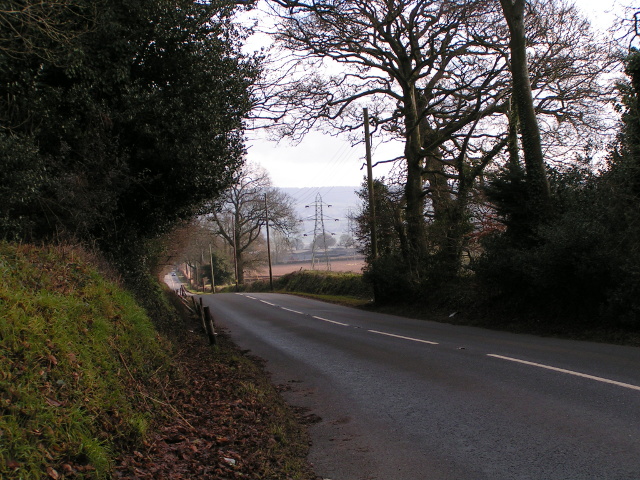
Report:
260,0,512,273
256,0,614,275
208,163,298,283
271,229,294,263
0,0,94,60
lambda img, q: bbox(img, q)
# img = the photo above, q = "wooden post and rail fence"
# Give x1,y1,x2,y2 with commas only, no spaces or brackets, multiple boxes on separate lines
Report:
176,287,217,346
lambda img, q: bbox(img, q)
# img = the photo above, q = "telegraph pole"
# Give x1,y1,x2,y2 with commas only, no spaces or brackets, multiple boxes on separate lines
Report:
264,193,274,291
364,107,378,260
232,217,239,291
209,243,215,293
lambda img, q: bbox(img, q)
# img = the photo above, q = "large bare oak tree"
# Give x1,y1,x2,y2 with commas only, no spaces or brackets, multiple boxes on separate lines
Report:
209,164,298,283
255,0,614,278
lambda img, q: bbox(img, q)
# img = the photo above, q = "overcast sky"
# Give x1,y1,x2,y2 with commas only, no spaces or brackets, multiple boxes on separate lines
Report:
244,0,632,189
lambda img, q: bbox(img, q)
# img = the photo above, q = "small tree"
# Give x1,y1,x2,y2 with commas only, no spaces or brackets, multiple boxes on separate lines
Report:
311,232,337,251
338,234,356,249
209,164,298,283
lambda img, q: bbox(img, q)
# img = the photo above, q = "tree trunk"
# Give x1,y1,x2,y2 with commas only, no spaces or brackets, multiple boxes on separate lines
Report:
404,151,428,260
440,189,470,276
233,217,244,284
507,96,521,169
235,250,245,284
403,87,429,266
499,0,551,217
420,117,465,276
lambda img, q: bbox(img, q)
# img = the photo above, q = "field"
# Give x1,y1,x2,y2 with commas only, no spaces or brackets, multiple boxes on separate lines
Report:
247,258,365,281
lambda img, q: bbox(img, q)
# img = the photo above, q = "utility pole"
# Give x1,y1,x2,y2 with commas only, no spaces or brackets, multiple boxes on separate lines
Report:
209,243,215,293
200,249,205,292
364,107,379,303
364,107,378,261
232,216,239,291
264,193,274,291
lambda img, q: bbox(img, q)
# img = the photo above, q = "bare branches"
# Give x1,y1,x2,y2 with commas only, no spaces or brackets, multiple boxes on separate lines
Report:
249,0,618,265
206,163,298,282
0,0,95,62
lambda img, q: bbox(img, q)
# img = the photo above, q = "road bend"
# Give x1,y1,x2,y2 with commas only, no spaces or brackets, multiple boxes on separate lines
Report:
201,292,640,480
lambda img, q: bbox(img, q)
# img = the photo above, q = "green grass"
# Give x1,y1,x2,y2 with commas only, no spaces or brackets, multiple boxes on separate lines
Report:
0,243,171,479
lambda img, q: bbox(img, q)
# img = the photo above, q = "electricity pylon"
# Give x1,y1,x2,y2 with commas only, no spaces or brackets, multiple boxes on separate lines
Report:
304,193,339,270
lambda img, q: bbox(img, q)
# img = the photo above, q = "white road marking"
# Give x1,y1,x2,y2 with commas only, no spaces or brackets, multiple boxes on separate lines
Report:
244,296,349,325
282,307,304,315
368,330,439,345
487,354,640,392
313,316,350,327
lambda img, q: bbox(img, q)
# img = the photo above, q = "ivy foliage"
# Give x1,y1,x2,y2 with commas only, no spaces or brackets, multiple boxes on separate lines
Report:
0,0,258,252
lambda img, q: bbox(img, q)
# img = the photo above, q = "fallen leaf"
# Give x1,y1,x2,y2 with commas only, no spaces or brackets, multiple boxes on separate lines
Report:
46,466,59,479
45,397,63,407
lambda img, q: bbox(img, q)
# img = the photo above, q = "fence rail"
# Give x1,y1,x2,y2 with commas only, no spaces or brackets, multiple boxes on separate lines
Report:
176,285,217,346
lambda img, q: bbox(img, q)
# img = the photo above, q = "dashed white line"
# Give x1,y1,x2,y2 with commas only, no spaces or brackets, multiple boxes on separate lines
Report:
487,354,640,392
313,316,349,327
242,295,350,325
368,330,439,345
282,307,304,315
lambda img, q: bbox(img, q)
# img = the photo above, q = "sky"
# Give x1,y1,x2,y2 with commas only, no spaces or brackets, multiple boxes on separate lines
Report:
244,0,632,189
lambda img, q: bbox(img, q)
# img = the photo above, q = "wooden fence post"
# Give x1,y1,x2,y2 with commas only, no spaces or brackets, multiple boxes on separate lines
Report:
203,306,217,345
197,297,206,333
191,295,198,314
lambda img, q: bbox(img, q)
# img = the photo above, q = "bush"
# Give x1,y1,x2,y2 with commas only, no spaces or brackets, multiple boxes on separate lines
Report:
276,270,373,299
475,163,640,328
237,269,373,300
363,254,415,304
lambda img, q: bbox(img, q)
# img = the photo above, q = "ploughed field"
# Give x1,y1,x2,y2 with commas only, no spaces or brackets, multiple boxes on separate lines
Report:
247,258,365,280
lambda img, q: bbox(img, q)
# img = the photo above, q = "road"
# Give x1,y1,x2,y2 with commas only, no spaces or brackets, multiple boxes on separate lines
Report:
165,272,182,292
201,292,640,480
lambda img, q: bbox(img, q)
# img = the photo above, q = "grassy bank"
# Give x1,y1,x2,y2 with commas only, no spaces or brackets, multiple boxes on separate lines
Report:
227,267,640,346
0,243,171,478
0,243,316,479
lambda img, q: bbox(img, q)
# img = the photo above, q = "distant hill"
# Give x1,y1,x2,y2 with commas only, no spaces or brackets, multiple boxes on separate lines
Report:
280,186,361,242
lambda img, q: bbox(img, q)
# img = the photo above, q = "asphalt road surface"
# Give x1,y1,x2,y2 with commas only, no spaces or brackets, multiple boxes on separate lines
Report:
165,272,182,292
201,292,640,480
